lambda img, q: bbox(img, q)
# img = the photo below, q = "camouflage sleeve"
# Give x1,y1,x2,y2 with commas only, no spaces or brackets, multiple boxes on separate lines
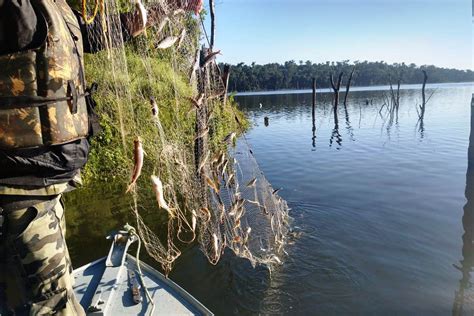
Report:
0,0,38,54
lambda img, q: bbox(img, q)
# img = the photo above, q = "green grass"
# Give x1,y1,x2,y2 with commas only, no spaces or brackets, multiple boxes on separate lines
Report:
81,45,247,186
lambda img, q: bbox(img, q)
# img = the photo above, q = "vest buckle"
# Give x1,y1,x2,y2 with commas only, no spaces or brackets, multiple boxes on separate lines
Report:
67,80,78,114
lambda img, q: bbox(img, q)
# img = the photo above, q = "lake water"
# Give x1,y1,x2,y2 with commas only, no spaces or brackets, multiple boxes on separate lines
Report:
66,82,474,315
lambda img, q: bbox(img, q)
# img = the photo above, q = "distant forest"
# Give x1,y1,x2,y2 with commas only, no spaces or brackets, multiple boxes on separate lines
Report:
223,60,474,92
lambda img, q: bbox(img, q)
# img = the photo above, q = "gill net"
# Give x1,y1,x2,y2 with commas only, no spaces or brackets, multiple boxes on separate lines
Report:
82,0,291,274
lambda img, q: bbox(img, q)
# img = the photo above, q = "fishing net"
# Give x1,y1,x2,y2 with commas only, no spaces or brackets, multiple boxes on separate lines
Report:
81,0,291,274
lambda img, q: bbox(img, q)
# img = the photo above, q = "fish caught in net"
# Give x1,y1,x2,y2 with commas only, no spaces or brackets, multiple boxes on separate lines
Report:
81,0,291,275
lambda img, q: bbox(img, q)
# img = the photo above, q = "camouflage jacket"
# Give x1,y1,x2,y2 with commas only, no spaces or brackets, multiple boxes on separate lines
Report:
0,0,140,194
0,0,91,195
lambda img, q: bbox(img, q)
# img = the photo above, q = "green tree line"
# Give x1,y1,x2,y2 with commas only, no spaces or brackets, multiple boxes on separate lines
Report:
224,60,474,92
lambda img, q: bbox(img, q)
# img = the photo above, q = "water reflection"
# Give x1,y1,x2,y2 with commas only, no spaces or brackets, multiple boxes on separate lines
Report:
329,108,342,149
343,102,355,142
235,86,440,151
63,84,473,315
453,97,474,315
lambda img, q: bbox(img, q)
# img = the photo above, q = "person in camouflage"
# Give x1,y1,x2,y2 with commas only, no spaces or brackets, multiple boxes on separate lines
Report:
0,0,150,314
0,0,202,313
0,196,83,315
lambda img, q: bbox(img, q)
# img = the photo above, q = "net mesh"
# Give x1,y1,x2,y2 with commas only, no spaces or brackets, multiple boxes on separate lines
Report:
82,0,291,274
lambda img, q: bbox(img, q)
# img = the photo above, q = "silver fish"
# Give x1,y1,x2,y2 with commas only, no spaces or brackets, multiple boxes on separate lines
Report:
243,227,251,244
228,206,237,217
191,209,197,231
233,218,241,230
205,175,219,193
194,127,209,141
126,137,144,193
189,49,200,82
177,28,187,48
223,132,236,144
221,159,229,176
134,0,147,36
198,150,210,174
228,201,242,216
219,203,225,224
211,151,223,165
156,17,170,34
212,233,219,259
270,214,275,233
236,198,245,209
226,173,234,187
246,199,261,207
157,36,179,49
173,8,185,15
272,187,282,195
202,50,221,68
151,175,172,217
246,177,257,187
272,255,282,264
200,207,211,222
189,93,205,109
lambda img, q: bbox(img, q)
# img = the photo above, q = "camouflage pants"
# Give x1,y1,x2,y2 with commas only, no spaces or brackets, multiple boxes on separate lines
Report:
0,195,85,315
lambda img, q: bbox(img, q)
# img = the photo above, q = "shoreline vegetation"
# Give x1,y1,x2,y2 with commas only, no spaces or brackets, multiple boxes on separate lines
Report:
224,60,474,93
79,20,247,185
234,82,473,96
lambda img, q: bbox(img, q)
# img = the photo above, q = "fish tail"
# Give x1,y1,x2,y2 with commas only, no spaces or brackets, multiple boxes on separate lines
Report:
126,182,135,194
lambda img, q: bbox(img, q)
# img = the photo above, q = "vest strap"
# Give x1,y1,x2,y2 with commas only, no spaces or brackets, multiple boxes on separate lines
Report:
0,93,88,110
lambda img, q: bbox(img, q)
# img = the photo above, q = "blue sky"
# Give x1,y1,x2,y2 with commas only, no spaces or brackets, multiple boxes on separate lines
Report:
203,0,473,70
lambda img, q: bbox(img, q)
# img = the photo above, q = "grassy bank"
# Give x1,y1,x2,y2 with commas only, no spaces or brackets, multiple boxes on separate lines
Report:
80,44,246,186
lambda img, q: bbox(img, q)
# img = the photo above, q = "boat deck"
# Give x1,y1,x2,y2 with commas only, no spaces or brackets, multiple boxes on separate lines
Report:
73,255,212,315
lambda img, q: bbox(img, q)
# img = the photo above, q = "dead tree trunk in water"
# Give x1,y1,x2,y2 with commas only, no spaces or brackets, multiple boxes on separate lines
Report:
422,70,427,107
312,77,316,124
419,70,428,120
209,0,216,50
343,67,355,106
312,77,316,147
396,78,401,109
330,72,344,109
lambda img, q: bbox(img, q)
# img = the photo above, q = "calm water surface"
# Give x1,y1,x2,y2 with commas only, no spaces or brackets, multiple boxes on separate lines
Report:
66,82,474,315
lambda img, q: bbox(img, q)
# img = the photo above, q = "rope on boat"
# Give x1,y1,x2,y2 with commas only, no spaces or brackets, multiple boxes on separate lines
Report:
125,224,156,316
